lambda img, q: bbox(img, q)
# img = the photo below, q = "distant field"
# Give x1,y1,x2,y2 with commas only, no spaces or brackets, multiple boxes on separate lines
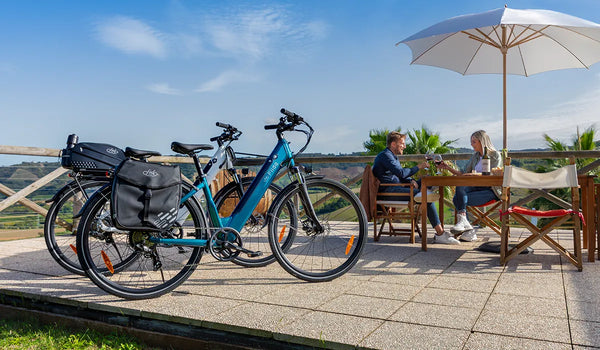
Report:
0,228,43,241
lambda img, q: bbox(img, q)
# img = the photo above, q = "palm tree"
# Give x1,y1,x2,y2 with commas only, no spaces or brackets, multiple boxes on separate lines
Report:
363,128,402,156
533,125,597,215
405,126,456,155
541,125,597,171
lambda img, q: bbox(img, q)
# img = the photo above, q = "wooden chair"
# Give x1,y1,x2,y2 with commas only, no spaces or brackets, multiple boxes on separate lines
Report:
592,184,600,260
359,165,438,243
500,157,583,271
467,199,501,235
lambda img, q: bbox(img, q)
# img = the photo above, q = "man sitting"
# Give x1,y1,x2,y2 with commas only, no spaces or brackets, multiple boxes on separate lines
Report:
372,131,459,244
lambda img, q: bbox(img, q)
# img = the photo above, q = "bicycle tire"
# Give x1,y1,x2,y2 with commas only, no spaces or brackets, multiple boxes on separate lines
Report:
268,178,367,282
77,183,207,299
44,179,107,275
213,177,296,267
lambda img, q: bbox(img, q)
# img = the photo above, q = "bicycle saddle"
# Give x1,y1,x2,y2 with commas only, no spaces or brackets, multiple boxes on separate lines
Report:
124,147,161,159
171,142,214,155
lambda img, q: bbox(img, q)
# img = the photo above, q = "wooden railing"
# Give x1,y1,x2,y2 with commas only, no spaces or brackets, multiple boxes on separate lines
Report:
1,144,598,236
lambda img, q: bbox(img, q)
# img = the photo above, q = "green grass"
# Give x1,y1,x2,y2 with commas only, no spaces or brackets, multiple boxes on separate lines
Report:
0,318,156,350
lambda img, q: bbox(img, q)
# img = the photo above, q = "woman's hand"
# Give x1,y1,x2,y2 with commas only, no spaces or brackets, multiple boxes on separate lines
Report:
436,161,450,170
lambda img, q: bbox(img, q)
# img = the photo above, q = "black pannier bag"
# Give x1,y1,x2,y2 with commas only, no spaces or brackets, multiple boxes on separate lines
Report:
111,159,182,231
61,140,126,174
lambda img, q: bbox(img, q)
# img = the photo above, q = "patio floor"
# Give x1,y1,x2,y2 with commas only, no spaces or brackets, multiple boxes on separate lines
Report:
0,225,598,349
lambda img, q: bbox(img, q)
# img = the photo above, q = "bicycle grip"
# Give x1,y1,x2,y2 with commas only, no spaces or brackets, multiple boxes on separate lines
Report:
210,136,219,142
264,124,279,130
280,108,303,121
216,122,231,129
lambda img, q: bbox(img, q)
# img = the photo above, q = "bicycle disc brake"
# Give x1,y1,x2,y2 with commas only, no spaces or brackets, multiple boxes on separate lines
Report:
208,228,242,262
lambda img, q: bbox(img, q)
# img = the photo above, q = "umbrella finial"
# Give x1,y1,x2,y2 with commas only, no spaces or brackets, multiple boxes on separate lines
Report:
504,4,507,8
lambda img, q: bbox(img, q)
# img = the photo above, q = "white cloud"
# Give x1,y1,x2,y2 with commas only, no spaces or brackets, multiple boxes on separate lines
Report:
437,86,600,150
95,16,167,58
195,70,258,93
203,7,328,61
145,83,182,95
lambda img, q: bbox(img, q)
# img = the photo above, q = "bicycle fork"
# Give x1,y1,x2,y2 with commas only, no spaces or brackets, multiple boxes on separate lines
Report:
290,167,324,234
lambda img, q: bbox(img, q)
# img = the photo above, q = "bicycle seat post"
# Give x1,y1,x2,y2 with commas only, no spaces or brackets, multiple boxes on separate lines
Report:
191,153,206,180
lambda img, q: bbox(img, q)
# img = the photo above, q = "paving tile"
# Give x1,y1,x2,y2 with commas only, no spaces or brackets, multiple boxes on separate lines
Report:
277,310,383,349
495,272,565,299
370,265,443,287
569,319,600,348
317,293,405,319
389,301,481,330
346,279,422,301
563,265,600,303
132,293,244,325
203,302,312,338
253,278,359,309
474,308,570,343
428,275,497,293
567,299,600,323
360,320,470,350
484,293,567,318
442,257,504,281
464,332,571,350
412,287,489,309
400,249,466,267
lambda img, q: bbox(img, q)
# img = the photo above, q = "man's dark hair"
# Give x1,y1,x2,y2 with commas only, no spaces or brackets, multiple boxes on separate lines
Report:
387,131,407,147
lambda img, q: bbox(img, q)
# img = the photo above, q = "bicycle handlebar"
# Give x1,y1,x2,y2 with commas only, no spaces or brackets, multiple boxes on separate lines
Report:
212,122,242,145
264,108,314,157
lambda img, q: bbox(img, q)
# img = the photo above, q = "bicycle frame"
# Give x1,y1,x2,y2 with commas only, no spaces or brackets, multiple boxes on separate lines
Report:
152,137,296,247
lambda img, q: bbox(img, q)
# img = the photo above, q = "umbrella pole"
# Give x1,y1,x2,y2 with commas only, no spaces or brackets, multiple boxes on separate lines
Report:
502,25,507,151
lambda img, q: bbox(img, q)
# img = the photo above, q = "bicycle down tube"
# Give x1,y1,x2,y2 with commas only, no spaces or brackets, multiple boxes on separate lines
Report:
156,137,294,247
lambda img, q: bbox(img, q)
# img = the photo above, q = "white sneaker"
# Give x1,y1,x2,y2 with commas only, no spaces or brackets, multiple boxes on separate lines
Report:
460,229,478,242
451,214,473,233
434,231,461,245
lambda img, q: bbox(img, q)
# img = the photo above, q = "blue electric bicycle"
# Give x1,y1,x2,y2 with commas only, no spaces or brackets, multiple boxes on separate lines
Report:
76,109,367,299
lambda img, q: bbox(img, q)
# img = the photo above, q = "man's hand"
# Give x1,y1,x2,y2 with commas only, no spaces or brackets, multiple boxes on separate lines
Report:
410,179,419,189
417,161,429,170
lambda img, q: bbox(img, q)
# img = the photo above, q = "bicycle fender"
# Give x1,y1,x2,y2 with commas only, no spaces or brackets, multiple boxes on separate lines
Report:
45,179,107,204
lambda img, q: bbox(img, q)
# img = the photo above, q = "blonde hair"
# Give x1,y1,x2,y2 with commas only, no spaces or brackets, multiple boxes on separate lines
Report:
387,131,407,147
471,130,496,153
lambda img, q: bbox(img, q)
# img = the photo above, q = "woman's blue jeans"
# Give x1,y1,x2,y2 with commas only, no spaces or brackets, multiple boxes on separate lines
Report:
378,185,441,228
453,186,498,214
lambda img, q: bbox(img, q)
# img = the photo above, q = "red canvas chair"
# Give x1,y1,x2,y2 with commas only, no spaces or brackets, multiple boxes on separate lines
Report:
500,158,583,270
467,199,502,235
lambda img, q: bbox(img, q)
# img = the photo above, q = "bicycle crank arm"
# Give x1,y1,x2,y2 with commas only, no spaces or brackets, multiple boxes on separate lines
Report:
223,242,263,257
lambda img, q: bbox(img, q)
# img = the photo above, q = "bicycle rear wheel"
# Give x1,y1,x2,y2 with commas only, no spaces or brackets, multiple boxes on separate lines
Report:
214,177,295,267
268,178,367,282
44,179,106,275
77,184,207,299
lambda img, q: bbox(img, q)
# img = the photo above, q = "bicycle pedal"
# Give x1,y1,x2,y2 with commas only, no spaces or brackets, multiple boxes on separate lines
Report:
246,250,263,258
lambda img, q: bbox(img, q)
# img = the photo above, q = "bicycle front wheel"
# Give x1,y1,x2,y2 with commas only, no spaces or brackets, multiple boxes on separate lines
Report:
44,179,106,275
268,178,367,282
77,184,207,299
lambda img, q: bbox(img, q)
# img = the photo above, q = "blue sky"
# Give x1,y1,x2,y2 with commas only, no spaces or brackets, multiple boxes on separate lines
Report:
2,0,600,166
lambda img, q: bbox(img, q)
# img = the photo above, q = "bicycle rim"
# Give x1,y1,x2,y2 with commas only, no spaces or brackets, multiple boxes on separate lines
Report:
44,179,106,275
269,178,367,282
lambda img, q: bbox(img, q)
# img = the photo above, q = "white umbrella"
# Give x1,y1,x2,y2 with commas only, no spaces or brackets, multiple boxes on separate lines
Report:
398,7,600,150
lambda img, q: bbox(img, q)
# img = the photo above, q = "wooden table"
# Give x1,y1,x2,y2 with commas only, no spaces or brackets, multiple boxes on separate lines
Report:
579,175,596,262
420,175,502,251
420,175,596,261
